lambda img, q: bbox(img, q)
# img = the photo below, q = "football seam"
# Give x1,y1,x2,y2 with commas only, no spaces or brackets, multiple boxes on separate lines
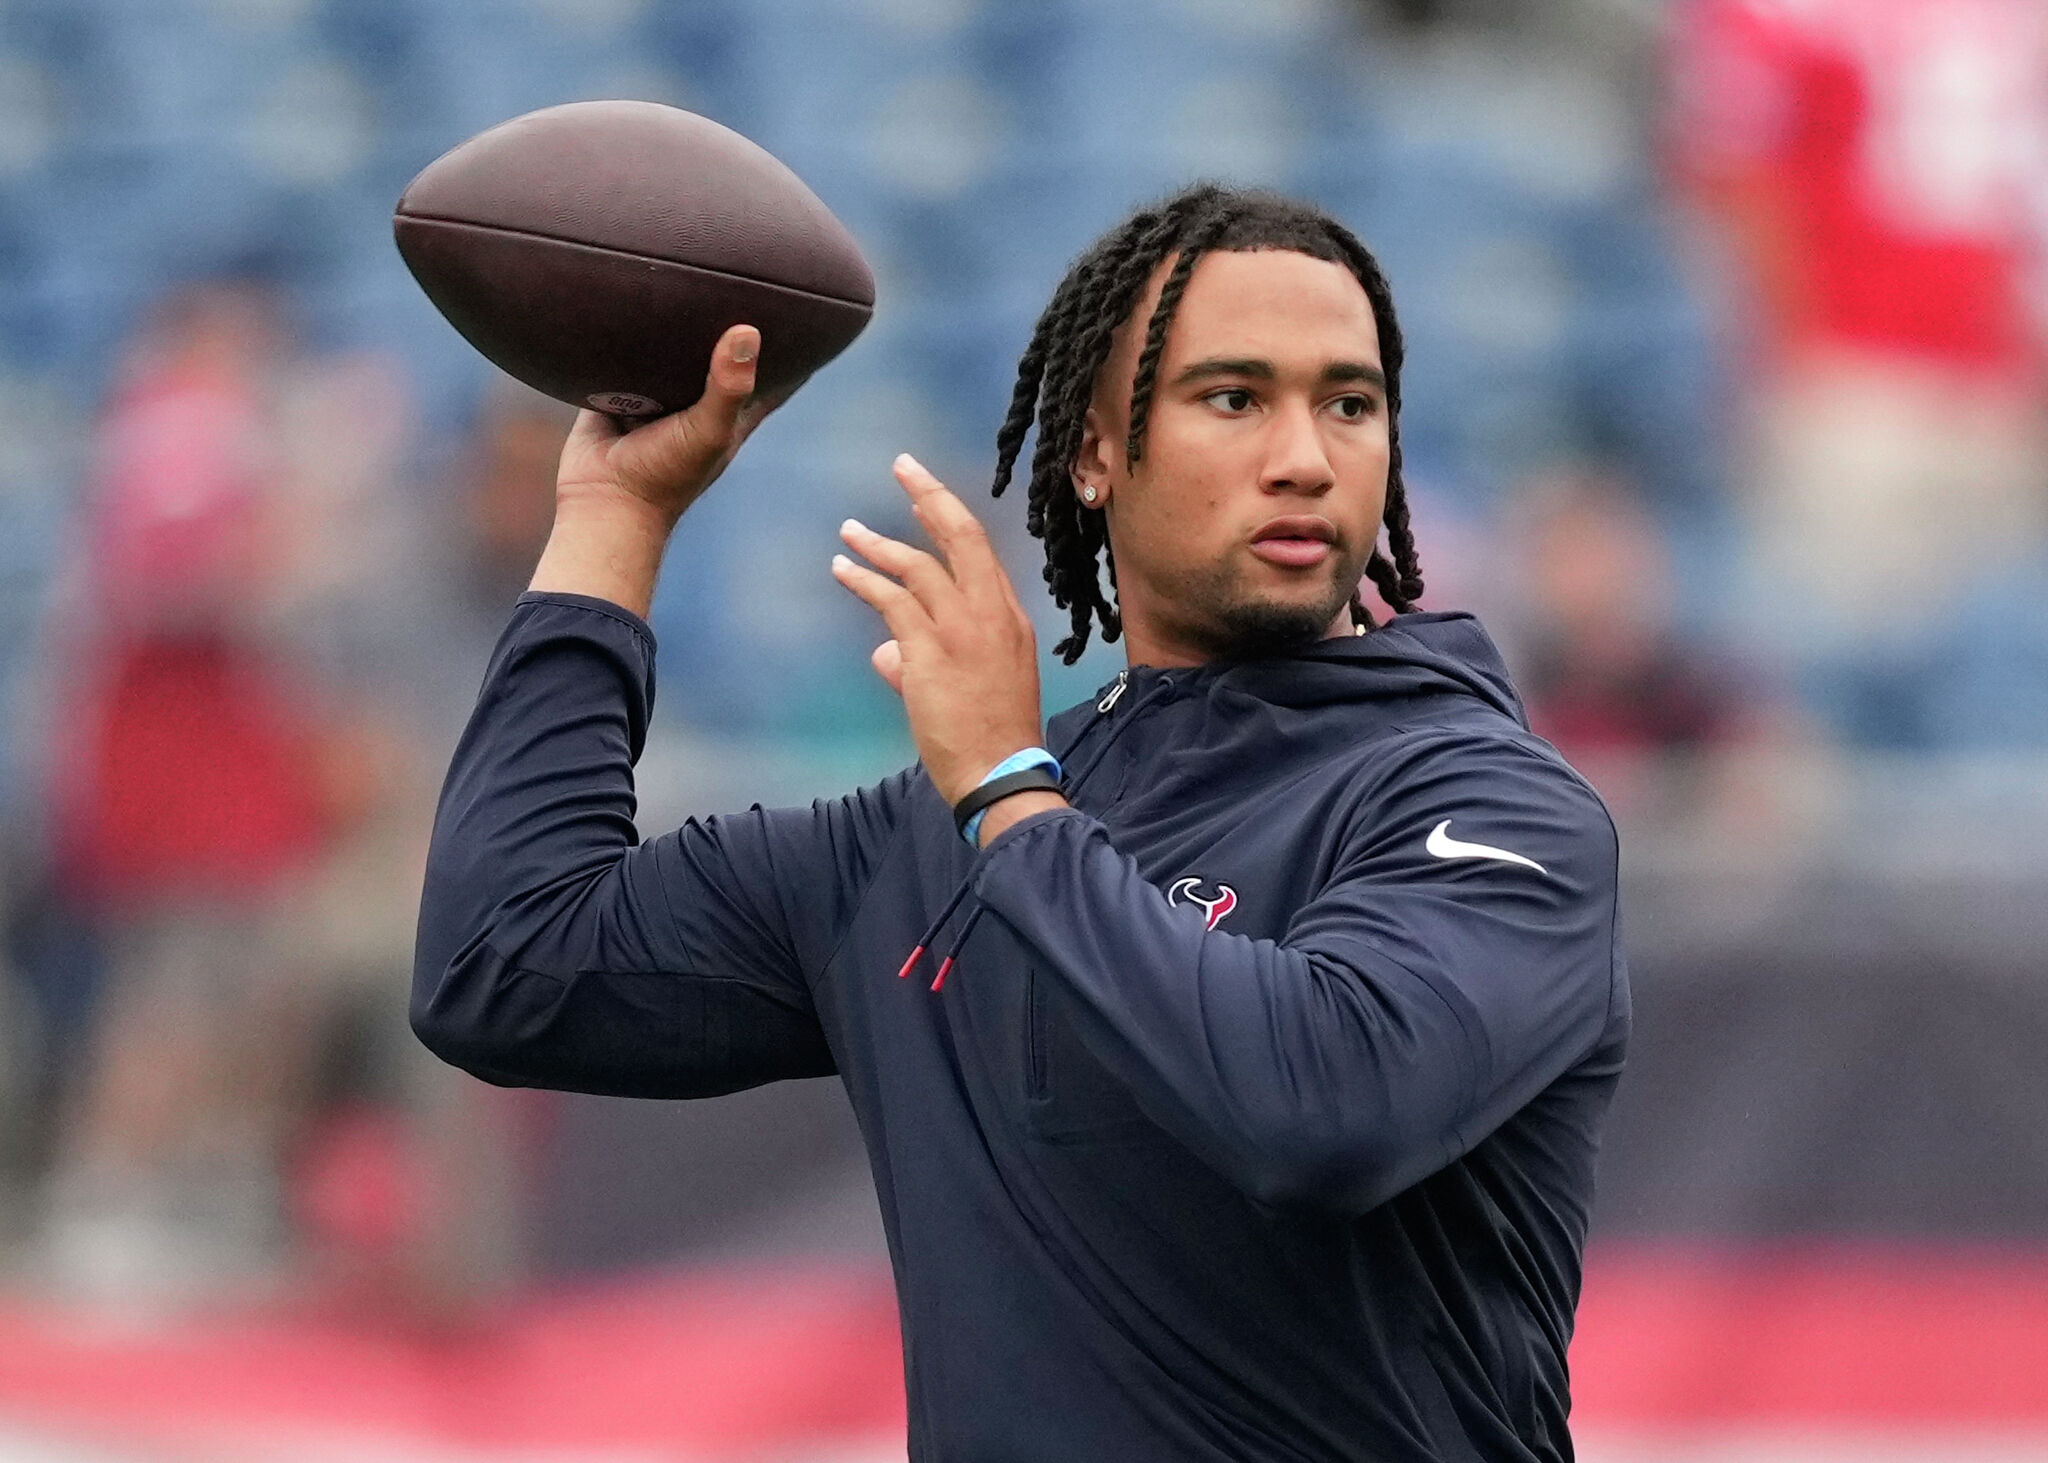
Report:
394,212,875,309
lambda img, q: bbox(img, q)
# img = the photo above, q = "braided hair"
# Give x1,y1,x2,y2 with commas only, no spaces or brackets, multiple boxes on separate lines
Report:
991,184,1424,664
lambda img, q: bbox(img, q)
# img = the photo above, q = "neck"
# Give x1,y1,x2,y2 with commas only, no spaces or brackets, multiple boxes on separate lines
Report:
1120,603,1359,669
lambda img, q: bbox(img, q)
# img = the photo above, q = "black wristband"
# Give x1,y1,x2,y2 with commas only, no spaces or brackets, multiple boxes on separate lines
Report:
952,767,1064,837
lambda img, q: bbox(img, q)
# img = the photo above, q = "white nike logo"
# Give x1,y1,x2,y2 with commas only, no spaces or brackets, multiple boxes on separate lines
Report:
1425,820,1547,875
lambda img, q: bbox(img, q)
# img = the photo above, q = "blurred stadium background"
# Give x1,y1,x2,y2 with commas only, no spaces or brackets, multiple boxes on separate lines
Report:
0,0,2045,1458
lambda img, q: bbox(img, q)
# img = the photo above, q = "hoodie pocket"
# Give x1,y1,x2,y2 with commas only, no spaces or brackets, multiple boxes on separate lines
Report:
1023,965,1048,1099
1024,965,1157,1145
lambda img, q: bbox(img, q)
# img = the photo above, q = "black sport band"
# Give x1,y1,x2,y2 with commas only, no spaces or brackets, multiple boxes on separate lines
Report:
952,767,1064,838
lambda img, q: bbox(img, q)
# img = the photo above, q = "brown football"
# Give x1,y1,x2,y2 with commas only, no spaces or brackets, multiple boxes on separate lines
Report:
394,101,875,418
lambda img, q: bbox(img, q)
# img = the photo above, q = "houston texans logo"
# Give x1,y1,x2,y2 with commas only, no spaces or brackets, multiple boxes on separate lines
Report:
1168,877,1238,931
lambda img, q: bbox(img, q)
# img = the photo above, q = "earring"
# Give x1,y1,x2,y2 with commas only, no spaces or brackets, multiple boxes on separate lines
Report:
1081,485,1098,504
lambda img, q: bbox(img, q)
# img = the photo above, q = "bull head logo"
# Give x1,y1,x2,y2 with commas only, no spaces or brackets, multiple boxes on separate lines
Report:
1168,877,1238,931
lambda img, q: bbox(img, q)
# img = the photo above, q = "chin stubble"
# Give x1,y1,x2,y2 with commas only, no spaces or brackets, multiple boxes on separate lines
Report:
1160,551,1363,661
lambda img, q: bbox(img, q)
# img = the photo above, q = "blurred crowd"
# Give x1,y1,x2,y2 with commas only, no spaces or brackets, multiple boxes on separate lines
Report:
1,277,569,1318
0,0,2042,1321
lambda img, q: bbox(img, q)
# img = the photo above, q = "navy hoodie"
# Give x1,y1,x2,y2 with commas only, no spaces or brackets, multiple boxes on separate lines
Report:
413,590,1628,1462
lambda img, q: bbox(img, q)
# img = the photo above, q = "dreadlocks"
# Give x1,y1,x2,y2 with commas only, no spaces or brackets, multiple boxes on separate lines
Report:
991,184,1425,665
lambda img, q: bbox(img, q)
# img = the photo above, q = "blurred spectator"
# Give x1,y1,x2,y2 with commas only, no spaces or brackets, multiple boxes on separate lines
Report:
30,281,344,1307
1667,0,2048,741
1343,0,1732,621
16,280,563,1318
209,362,570,1321
278,379,578,1320
1501,467,1780,822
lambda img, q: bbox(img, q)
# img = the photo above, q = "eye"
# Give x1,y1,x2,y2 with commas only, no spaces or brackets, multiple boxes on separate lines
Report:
1329,393,1378,420
1204,387,1257,414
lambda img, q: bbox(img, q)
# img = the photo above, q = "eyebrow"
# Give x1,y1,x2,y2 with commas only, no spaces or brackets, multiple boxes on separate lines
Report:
1169,356,1387,391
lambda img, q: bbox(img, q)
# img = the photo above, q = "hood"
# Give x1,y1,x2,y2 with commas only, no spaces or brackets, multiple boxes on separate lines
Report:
1227,610,1525,722
1048,611,1527,753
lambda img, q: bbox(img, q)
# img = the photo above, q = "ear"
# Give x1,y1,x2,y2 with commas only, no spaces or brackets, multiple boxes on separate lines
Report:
1071,404,1115,509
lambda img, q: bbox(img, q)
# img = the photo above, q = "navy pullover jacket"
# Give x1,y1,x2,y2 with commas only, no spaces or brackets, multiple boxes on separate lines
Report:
413,590,1628,1462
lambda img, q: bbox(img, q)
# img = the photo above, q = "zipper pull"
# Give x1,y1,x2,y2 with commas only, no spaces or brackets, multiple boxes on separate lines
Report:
1096,670,1129,714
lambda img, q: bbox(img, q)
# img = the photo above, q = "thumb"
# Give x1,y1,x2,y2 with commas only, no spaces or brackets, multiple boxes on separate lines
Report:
602,325,762,507
870,638,905,696
701,323,759,426
626,324,757,453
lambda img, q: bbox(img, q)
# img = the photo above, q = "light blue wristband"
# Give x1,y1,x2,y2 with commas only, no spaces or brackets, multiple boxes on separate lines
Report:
961,746,1062,846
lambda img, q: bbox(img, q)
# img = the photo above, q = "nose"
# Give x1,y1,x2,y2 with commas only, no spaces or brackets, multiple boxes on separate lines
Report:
1261,397,1335,496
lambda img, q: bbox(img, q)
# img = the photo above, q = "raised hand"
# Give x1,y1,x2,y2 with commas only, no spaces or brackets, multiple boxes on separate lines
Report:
555,323,771,528
533,324,774,619
832,454,1050,808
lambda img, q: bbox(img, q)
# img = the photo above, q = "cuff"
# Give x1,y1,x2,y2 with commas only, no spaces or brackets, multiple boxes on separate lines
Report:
514,590,660,655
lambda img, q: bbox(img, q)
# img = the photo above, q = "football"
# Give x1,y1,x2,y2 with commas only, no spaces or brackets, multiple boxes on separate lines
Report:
394,101,875,418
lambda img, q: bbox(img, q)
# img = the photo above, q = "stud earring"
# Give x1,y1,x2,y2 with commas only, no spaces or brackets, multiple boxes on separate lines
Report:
1081,485,1098,504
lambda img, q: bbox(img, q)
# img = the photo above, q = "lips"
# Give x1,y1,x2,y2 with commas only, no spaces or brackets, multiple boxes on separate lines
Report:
1249,515,1338,568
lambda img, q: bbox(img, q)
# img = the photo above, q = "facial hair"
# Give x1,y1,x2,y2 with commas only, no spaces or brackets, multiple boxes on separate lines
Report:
1152,545,1365,661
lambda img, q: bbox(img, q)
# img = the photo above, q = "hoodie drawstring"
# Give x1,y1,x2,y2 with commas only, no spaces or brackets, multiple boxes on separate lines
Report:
897,874,979,984
898,673,1176,993
928,904,987,992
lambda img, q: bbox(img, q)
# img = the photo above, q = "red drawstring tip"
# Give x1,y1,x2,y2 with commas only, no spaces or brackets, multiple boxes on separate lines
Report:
930,956,955,992
897,945,925,980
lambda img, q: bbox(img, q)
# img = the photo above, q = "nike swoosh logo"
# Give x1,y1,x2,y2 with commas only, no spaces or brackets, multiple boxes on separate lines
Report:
1426,820,1547,875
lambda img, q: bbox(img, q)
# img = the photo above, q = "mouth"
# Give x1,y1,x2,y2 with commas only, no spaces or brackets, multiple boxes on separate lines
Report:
1248,515,1338,569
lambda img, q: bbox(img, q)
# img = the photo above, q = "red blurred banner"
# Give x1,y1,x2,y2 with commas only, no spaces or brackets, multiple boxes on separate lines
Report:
4,1246,2048,1457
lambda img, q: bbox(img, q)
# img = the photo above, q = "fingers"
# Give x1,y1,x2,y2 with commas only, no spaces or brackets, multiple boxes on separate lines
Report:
832,553,933,645
837,452,1033,662
840,517,958,612
893,453,1011,607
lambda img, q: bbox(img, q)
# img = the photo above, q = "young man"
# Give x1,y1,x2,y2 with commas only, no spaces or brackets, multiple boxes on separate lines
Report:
413,186,1627,1461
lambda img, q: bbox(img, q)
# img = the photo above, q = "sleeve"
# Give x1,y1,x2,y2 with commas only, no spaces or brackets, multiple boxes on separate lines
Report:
411,592,909,1099
969,730,1622,1216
